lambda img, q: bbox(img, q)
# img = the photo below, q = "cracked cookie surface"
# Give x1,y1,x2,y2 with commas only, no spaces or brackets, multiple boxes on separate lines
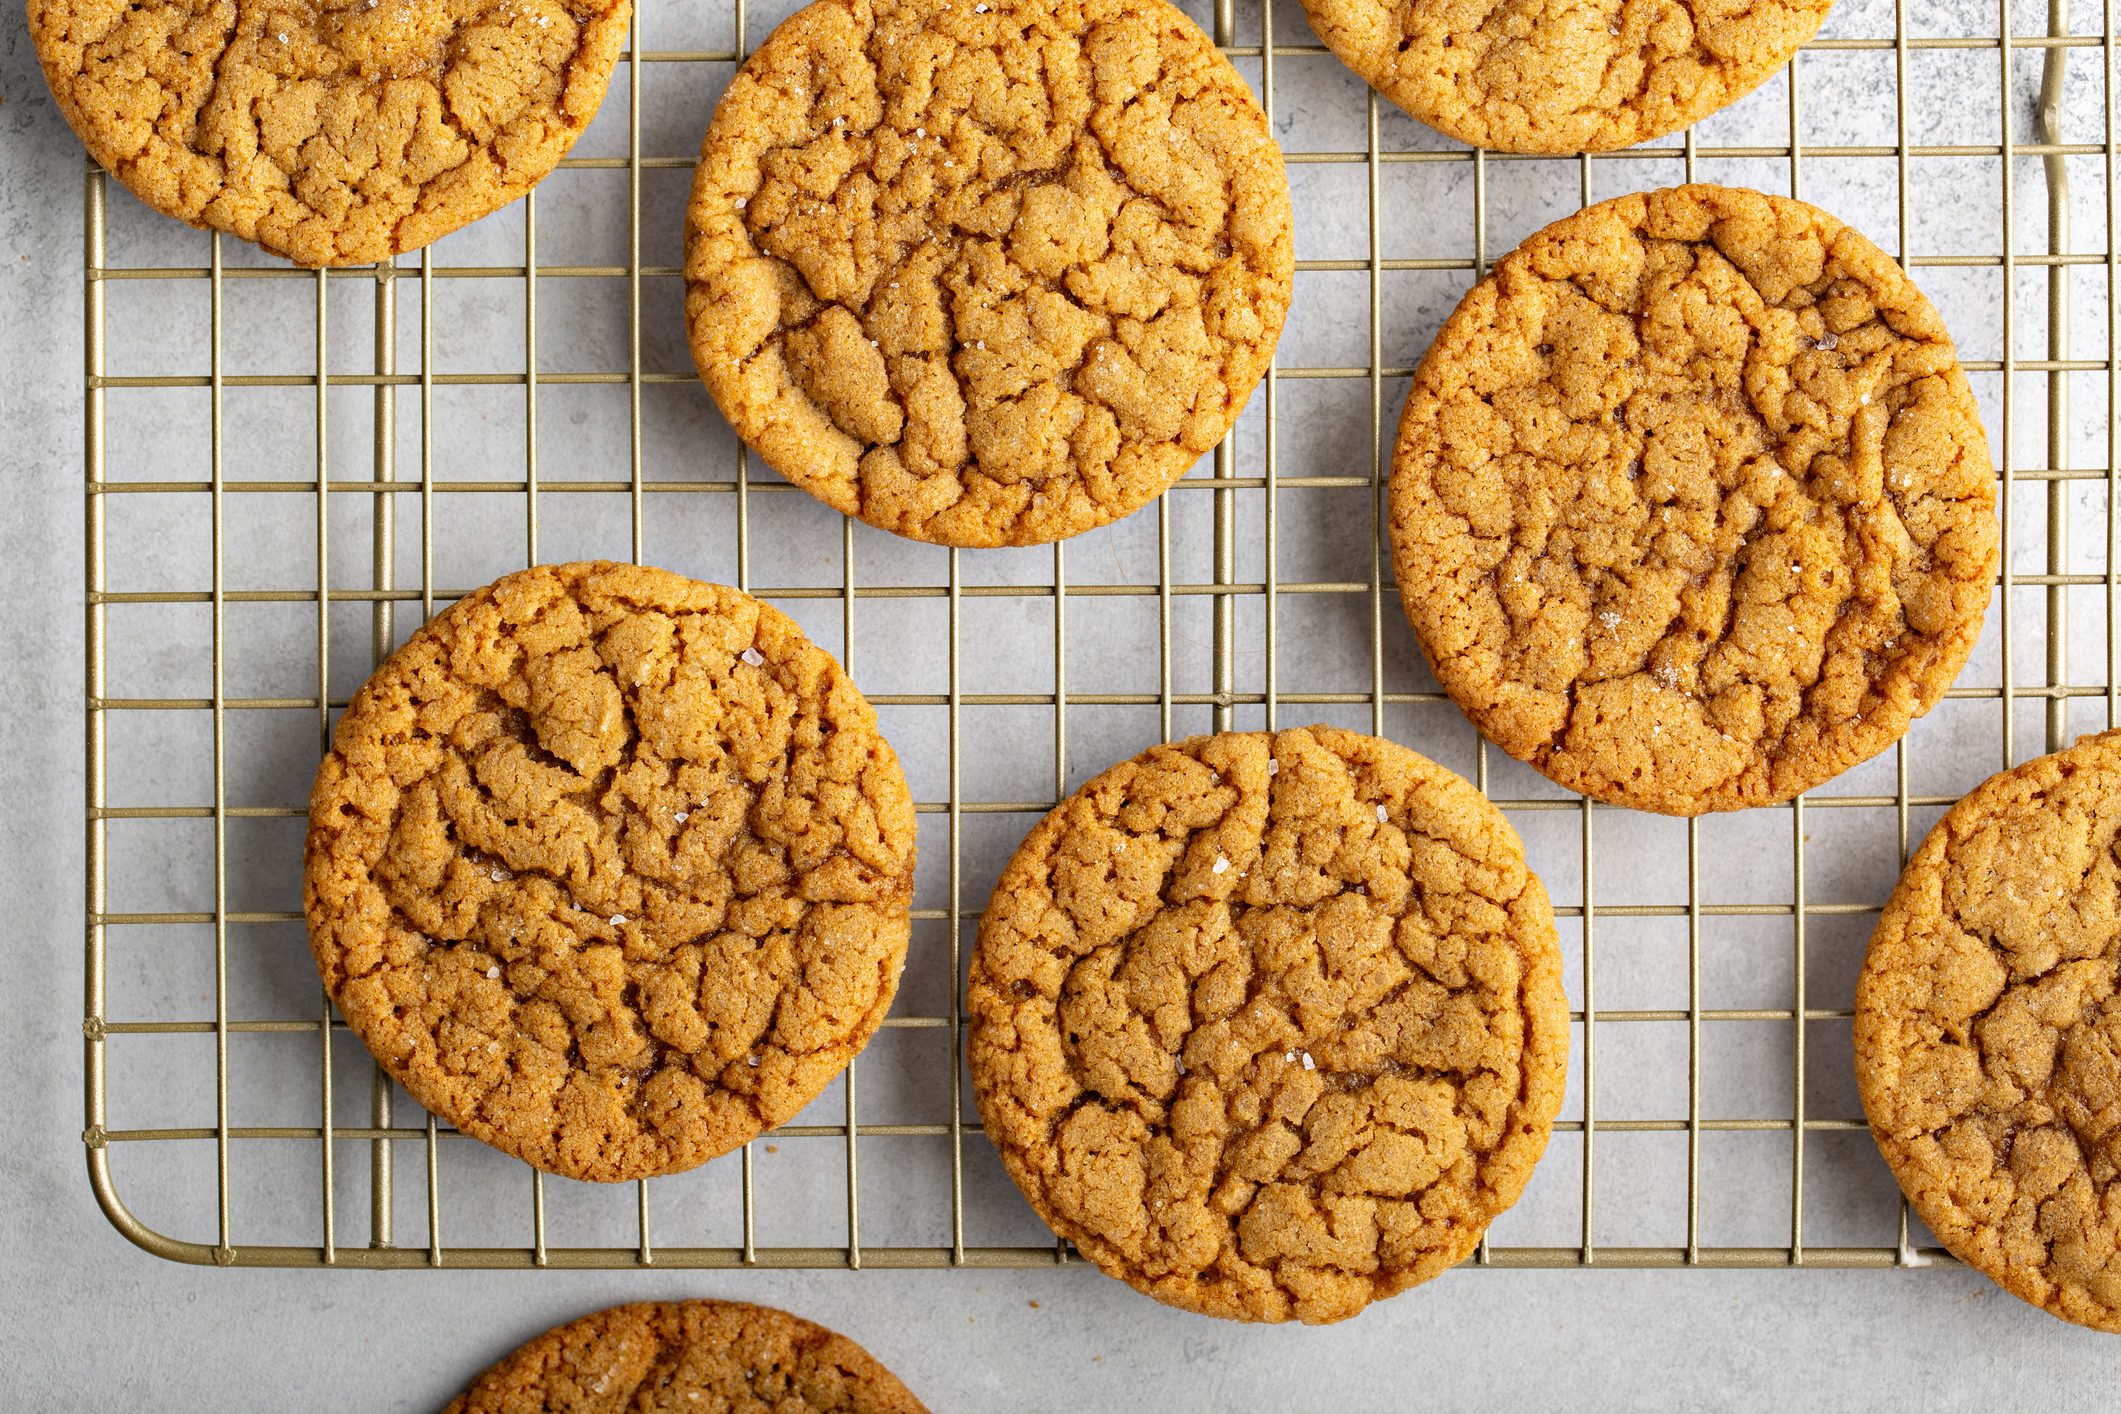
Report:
445,1300,927,1413
1299,0,1832,154
30,0,629,266
1856,731,2121,1333
1389,185,1996,816
684,0,1293,547
304,562,916,1183
967,727,1568,1323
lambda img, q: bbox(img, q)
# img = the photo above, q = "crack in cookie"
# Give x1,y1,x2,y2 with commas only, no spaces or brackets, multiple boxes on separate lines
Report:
1856,730,2121,1334
445,1300,927,1412
1389,185,1997,816
967,727,1568,1323
684,0,1293,547
30,0,629,265
304,562,916,1182
1300,0,1833,154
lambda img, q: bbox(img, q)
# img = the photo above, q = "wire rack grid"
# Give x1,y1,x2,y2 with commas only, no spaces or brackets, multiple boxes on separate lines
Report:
81,0,2119,1273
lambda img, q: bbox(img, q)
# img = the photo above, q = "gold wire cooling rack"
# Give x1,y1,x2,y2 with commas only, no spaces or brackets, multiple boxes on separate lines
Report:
81,0,2119,1271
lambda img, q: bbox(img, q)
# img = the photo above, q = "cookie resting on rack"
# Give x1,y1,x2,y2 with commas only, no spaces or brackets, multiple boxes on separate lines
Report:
684,0,1293,547
1389,184,1998,816
1299,0,1833,154
445,1300,928,1413
967,726,1569,1323
303,562,916,1183
29,0,630,266
1856,730,2121,1334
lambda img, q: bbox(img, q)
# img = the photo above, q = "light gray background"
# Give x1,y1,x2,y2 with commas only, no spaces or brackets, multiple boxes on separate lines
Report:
6,0,2121,1407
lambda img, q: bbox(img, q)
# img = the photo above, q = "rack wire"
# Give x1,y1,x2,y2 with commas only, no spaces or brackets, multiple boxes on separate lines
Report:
82,0,2117,1271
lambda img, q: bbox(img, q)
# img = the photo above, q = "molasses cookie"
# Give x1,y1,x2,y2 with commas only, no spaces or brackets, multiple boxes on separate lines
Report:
445,1300,927,1413
968,726,1569,1323
304,562,916,1183
1390,184,1997,816
31,0,629,266
1856,731,2121,1333
1299,0,1832,154
685,0,1293,547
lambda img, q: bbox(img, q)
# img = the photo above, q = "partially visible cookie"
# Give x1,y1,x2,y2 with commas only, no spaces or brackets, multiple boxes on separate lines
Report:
1855,731,2121,1334
444,1300,928,1413
305,562,916,1183
1390,184,1997,816
1299,0,1832,154
968,726,1569,1323
685,0,1293,547
30,0,629,266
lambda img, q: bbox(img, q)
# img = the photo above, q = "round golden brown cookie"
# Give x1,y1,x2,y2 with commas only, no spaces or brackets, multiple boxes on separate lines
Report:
684,0,1293,547
967,726,1569,1323
1855,731,2121,1334
30,0,629,267
1299,0,1832,154
304,562,917,1183
1389,184,1997,816
444,1300,928,1413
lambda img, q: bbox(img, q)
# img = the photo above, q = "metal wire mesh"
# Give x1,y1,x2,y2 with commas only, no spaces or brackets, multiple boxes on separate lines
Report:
81,0,2118,1270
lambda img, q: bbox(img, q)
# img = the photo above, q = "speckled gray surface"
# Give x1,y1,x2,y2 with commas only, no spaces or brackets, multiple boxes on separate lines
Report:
5,0,2121,1407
